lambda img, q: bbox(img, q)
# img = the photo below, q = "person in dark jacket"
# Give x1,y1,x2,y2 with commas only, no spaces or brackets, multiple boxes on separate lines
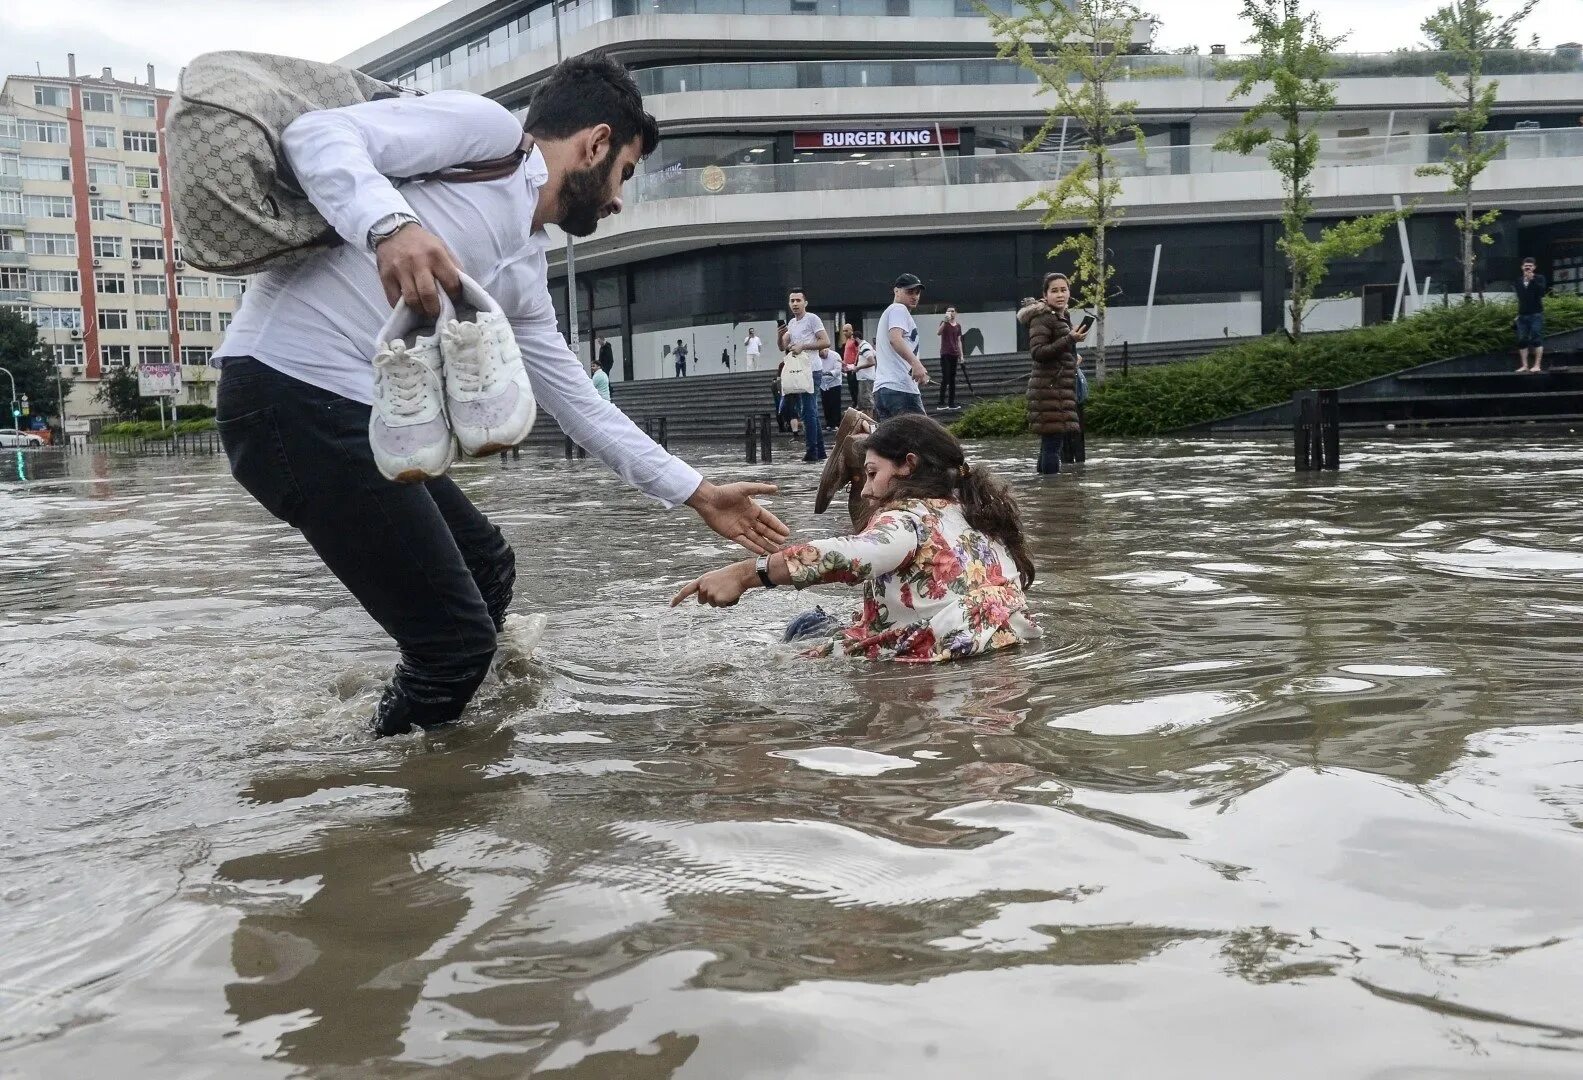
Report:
1514,256,1548,373
1017,272,1088,474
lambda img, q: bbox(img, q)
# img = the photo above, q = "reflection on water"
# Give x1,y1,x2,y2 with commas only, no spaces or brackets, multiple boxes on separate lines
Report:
2,438,1582,1077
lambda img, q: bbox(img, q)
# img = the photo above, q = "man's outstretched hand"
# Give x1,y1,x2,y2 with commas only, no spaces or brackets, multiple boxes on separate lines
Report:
686,481,789,556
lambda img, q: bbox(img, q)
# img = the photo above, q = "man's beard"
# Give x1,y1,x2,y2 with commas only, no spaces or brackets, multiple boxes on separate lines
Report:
558,152,619,238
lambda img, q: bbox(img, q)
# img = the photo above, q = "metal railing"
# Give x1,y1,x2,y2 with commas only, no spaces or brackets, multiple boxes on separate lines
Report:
632,128,1583,203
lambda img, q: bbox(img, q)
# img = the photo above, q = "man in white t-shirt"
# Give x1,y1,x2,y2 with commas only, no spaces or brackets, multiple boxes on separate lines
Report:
776,288,829,461
872,273,930,421
743,327,762,370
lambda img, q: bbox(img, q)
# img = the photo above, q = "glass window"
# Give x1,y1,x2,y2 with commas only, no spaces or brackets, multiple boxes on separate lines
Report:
19,157,70,182
180,346,213,365
90,198,123,222
216,278,247,299
87,161,120,186
122,97,156,118
82,90,114,113
0,267,24,290
0,191,20,217
52,343,85,366
128,167,160,190
178,310,213,332
22,194,73,219
85,125,116,149
0,153,17,177
93,235,123,259
34,85,70,108
24,232,76,256
218,311,234,332
122,130,158,154
99,309,129,330
19,120,68,144
133,274,166,296
138,345,171,365
176,275,210,298
101,344,131,367
127,203,162,227
136,309,169,332
0,233,17,253
131,239,164,261
0,117,15,140
28,269,79,293
33,307,83,330
95,272,126,294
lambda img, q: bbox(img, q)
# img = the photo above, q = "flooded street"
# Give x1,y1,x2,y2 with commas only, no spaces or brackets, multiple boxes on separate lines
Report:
2,436,1581,1078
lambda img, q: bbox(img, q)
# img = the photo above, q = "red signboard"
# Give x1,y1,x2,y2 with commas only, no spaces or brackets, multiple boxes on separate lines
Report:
794,127,961,151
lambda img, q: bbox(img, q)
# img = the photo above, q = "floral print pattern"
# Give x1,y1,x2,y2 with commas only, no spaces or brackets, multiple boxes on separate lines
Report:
781,499,1039,663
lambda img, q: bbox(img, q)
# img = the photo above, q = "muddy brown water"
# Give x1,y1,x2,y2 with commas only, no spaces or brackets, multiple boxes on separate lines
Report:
1,437,1581,1078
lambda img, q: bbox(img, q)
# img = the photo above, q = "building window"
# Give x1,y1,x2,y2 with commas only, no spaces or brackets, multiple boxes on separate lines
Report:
0,153,17,177
176,275,210,298
122,97,156,119
180,346,213,365
33,307,83,330
122,130,158,154
22,195,73,219
127,167,160,191
82,90,114,113
95,272,126,294
92,235,123,259
178,310,213,333
52,343,85,366
89,198,122,222
85,125,116,150
19,156,71,182
132,274,166,296
28,270,80,293
0,233,17,254
87,161,120,186
19,120,68,144
215,278,247,299
34,85,70,108
99,308,129,330
24,232,76,256
101,344,131,367
0,267,25,290
218,310,233,332
127,203,162,227
130,238,164,262
136,309,170,332
0,191,20,217
138,345,170,365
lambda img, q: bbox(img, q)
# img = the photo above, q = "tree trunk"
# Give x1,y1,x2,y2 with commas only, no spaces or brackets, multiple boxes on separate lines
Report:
1462,89,1476,299
1094,164,1108,384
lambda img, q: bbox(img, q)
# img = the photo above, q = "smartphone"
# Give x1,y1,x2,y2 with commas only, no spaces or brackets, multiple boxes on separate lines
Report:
1077,313,1096,334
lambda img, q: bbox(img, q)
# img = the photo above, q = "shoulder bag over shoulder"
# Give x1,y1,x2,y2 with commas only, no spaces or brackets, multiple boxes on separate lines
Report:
166,51,524,276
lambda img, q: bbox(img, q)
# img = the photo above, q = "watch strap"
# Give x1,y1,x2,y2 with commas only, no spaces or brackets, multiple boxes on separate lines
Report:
755,554,776,589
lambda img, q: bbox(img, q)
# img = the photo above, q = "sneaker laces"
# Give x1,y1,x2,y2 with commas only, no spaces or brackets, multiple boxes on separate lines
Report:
445,321,489,394
374,341,433,420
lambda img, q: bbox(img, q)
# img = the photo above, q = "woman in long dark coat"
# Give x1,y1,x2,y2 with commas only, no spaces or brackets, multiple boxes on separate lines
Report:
1017,272,1088,474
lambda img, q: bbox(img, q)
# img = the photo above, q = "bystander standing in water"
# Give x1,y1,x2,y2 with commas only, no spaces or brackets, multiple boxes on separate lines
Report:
1018,272,1086,475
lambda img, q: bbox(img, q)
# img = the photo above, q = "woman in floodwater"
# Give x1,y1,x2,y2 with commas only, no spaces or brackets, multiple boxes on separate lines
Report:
672,414,1040,662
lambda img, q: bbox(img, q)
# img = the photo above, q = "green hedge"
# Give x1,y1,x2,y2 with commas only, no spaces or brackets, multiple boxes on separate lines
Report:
138,403,216,422
951,396,1028,438
1083,296,1583,437
99,418,218,439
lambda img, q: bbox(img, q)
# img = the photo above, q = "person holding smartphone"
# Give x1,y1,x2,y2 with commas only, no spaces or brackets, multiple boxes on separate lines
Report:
1017,272,1088,475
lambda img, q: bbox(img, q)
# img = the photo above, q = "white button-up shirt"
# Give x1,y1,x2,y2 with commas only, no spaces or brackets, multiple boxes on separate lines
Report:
218,90,702,508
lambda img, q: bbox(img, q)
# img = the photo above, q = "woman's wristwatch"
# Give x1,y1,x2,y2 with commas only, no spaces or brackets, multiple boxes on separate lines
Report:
755,554,777,588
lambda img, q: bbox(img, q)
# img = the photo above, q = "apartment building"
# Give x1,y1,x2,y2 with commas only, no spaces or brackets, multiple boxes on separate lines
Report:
0,57,245,415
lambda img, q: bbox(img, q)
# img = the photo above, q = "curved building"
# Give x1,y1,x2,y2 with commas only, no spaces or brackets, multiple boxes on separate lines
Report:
342,4,1583,381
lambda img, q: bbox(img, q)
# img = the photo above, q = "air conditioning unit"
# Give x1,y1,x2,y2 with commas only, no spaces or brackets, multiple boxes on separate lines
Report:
174,260,185,270
62,364,83,377
69,328,82,340
88,184,100,195
92,258,102,268
138,189,149,199
130,259,141,268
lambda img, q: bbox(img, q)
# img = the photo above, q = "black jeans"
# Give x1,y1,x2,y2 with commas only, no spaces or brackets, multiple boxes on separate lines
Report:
938,354,960,408
821,385,844,429
1037,434,1064,474
217,358,514,736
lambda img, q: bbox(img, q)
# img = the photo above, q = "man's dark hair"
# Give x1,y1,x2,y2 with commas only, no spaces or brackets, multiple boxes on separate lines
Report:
525,55,660,158
1522,256,1537,265
788,288,807,299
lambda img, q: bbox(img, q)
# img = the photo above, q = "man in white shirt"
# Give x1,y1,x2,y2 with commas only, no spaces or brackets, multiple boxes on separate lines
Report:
872,273,930,420
743,328,762,370
213,56,787,737
776,288,829,462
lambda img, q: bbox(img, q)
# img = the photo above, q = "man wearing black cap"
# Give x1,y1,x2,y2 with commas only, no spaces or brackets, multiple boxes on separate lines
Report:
872,274,930,421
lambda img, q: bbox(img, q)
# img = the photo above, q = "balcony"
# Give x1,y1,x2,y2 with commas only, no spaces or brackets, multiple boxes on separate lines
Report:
0,213,23,230
0,288,30,304
0,175,20,192
0,249,24,266
0,134,18,152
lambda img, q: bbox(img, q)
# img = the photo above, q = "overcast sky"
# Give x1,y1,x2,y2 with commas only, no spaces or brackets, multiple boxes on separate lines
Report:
3,0,1580,90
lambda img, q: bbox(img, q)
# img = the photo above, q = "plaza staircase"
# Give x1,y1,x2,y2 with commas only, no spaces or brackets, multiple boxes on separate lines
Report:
1182,328,1583,437
530,336,1233,445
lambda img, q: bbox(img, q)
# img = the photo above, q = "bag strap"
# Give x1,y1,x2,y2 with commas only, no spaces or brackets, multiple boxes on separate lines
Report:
404,134,533,185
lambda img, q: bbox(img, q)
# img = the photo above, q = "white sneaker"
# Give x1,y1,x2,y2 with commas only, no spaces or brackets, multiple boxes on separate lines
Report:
371,296,456,484
443,274,536,457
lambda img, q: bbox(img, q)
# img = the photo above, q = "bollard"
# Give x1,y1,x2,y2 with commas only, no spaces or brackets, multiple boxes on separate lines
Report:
1318,388,1340,470
1293,390,1320,471
745,418,758,463
759,412,773,464
564,434,575,459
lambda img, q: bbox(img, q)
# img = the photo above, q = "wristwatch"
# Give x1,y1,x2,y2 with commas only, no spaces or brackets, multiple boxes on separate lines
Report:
368,212,420,251
755,554,778,589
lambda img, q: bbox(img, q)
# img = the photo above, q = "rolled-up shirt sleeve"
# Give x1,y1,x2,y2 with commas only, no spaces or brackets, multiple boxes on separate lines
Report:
510,303,703,508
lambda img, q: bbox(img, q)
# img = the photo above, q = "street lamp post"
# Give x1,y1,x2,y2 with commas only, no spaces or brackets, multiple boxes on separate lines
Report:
0,365,17,428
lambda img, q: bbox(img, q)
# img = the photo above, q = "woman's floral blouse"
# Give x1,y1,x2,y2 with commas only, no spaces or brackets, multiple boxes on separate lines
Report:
781,498,1039,662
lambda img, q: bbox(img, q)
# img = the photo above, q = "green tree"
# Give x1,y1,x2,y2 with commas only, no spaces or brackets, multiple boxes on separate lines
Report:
986,0,1158,382
1416,0,1539,300
94,366,144,421
0,308,72,421
1215,0,1403,340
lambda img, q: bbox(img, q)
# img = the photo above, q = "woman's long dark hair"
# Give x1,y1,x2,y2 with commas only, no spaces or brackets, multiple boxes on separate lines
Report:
865,415,1036,587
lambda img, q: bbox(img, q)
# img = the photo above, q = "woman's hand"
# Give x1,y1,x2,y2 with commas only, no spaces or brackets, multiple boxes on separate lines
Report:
671,560,757,607
1071,323,1090,342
